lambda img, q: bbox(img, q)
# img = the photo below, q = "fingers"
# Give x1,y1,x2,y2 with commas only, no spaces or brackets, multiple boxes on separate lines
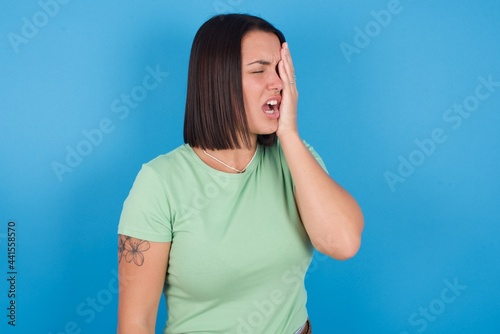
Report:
280,42,296,89
276,43,299,136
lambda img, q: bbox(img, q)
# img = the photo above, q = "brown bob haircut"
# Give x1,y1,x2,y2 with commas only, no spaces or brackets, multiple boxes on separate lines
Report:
183,14,286,150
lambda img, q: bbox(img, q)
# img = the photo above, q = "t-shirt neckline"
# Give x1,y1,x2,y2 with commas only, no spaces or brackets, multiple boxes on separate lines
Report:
184,144,261,178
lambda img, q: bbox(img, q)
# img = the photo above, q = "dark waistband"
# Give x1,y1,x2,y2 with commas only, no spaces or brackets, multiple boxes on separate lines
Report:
299,319,311,334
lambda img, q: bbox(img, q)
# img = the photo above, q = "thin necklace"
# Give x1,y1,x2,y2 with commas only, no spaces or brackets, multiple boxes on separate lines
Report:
202,147,258,173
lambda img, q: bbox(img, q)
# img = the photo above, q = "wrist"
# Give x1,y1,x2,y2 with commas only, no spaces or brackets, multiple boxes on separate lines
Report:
276,130,301,145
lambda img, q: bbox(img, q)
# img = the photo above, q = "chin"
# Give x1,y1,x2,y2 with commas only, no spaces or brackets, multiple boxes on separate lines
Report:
249,119,279,137
260,123,279,135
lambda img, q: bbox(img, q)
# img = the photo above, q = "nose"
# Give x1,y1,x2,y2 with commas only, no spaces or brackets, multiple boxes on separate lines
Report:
268,69,283,93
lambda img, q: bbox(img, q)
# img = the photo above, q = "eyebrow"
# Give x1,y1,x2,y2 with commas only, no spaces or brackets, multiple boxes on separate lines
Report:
246,60,271,66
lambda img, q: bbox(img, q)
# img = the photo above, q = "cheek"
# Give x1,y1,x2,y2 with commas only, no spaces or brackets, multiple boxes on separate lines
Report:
242,86,257,110
241,80,251,107
242,76,262,95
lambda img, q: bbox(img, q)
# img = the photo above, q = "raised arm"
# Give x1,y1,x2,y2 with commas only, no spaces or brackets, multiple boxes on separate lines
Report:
280,135,364,260
117,235,170,334
277,43,364,260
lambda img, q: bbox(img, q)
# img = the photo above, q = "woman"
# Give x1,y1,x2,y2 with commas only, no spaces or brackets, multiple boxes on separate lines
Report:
117,14,363,334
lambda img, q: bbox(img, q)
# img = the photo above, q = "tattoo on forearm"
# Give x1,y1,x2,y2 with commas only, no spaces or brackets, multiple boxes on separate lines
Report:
118,235,151,266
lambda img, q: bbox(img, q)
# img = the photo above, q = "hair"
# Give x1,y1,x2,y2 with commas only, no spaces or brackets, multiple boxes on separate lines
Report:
183,14,286,150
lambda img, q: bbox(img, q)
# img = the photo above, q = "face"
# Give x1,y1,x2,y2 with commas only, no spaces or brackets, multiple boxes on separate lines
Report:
241,30,283,139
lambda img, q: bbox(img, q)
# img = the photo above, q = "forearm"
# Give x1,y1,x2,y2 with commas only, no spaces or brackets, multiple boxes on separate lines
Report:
279,132,364,260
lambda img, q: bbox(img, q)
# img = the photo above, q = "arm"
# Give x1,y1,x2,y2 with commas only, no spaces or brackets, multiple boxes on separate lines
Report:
280,134,364,260
277,43,364,260
117,235,171,334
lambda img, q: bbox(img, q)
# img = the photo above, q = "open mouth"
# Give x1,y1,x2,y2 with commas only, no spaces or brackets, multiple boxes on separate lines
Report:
262,97,281,118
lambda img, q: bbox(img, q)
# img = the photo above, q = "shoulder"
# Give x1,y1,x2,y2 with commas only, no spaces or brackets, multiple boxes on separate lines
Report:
143,144,194,176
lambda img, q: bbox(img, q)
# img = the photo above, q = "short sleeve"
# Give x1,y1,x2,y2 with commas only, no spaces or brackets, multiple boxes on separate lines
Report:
118,164,173,242
303,141,329,174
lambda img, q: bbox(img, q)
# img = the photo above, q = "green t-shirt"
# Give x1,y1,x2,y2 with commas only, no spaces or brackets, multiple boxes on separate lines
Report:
118,141,327,334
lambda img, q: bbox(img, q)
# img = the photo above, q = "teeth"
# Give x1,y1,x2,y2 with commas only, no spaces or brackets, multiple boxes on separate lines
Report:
264,109,275,114
267,100,278,106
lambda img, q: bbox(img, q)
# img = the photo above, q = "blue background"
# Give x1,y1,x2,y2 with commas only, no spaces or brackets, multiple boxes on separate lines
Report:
1,0,499,333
